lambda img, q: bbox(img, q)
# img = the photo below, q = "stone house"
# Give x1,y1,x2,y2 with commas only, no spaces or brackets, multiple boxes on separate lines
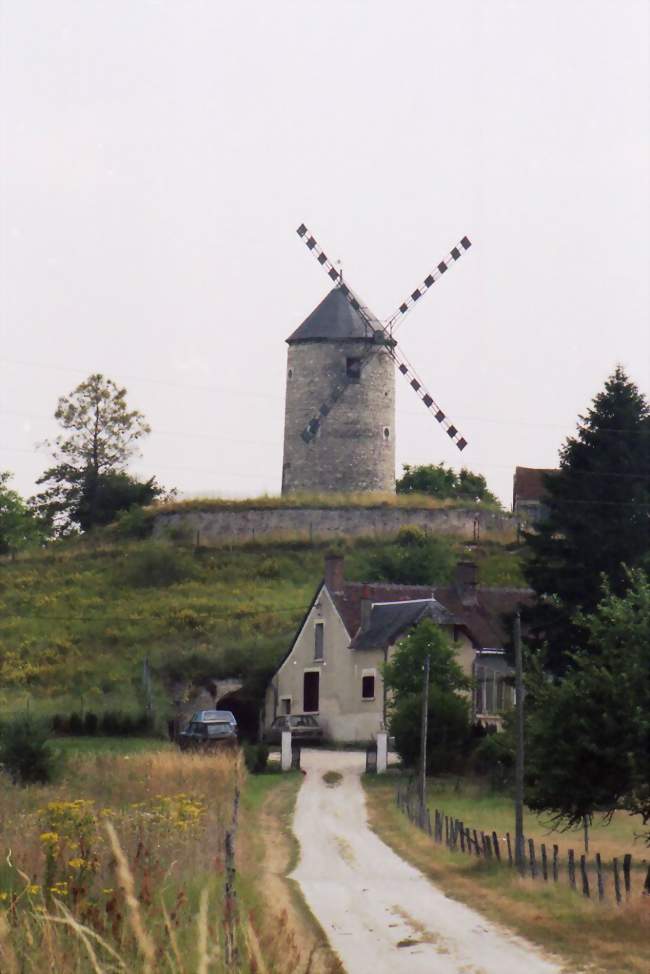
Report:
512,466,558,525
263,555,532,743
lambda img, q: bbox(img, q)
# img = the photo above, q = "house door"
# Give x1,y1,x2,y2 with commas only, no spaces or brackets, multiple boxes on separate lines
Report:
303,671,319,713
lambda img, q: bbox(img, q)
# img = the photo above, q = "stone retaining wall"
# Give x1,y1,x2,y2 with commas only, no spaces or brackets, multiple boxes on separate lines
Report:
153,504,516,545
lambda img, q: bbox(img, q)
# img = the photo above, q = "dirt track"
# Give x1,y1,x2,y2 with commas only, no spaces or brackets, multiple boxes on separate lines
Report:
291,749,563,974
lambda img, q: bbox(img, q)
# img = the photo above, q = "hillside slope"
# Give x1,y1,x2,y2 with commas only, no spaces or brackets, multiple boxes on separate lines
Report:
0,535,525,717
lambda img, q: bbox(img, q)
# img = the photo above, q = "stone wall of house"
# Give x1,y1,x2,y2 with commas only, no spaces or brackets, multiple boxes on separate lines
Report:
281,338,396,494
153,504,516,545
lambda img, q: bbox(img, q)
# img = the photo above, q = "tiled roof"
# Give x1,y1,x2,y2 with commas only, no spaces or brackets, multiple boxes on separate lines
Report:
286,287,380,343
331,580,533,650
513,466,558,504
332,582,436,636
432,586,534,649
350,599,459,650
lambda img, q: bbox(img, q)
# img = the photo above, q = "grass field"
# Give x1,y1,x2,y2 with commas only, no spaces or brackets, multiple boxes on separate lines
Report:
0,739,335,973
0,533,525,716
364,774,650,974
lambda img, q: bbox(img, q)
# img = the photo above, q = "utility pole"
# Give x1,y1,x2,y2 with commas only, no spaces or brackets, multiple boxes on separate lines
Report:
514,611,525,874
419,655,430,828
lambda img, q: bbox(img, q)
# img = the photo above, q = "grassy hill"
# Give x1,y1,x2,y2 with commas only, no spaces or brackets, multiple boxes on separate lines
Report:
0,532,525,720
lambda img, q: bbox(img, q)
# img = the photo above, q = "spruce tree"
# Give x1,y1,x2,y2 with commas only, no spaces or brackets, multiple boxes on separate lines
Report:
523,366,650,674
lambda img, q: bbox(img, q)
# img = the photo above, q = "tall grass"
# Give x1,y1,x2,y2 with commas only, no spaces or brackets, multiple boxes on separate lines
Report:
150,490,506,514
0,750,253,972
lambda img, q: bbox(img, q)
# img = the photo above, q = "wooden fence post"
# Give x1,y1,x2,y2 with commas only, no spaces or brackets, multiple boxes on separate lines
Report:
596,853,604,901
492,831,501,862
506,832,513,867
465,828,472,855
528,838,537,879
445,816,449,846
541,843,548,881
460,822,466,853
613,858,622,905
580,855,590,898
552,844,559,882
643,864,650,897
568,849,576,890
623,854,632,900
473,829,480,856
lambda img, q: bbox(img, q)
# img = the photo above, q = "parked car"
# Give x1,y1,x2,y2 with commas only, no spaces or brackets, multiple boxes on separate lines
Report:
178,716,238,751
264,714,323,745
189,709,237,729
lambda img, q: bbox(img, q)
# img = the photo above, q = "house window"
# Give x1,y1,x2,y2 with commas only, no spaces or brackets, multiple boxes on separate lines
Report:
303,671,320,712
346,357,362,380
475,666,513,715
361,674,375,700
280,697,291,715
314,622,324,661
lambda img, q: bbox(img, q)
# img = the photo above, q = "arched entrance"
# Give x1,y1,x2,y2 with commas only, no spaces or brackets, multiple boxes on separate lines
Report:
217,689,260,742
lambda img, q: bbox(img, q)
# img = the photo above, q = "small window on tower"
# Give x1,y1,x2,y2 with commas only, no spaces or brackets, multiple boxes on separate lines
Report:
288,368,293,379
346,357,362,381
383,427,390,439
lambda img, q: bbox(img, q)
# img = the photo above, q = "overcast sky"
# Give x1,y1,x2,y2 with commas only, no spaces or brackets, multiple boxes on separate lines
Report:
1,0,648,507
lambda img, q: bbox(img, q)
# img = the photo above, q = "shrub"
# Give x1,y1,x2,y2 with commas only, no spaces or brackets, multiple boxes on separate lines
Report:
357,531,455,585
119,543,199,588
389,688,469,774
243,742,269,774
114,505,154,539
84,711,99,735
0,713,63,785
68,711,84,735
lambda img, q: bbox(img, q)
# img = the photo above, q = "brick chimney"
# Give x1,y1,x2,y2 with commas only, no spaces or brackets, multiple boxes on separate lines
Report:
360,584,372,630
324,554,345,593
455,561,478,605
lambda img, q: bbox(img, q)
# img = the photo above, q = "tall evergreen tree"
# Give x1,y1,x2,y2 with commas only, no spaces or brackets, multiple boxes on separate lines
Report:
523,367,650,674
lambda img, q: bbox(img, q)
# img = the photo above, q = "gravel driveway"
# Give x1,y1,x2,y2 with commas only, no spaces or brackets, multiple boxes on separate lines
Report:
291,749,563,974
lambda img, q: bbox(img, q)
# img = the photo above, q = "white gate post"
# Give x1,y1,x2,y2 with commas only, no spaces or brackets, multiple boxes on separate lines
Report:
281,730,292,771
377,731,388,774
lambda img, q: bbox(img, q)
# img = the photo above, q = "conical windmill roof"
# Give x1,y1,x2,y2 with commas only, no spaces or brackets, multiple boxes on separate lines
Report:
286,286,380,343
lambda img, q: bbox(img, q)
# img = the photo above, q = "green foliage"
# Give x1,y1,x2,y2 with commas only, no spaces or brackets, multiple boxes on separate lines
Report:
356,528,456,585
525,571,650,837
383,619,470,698
396,463,500,505
243,742,269,774
471,717,516,788
390,689,469,773
118,542,199,588
0,471,47,554
523,367,650,674
0,713,63,784
114,504,155,539
32,374,163,534
384,619,470,771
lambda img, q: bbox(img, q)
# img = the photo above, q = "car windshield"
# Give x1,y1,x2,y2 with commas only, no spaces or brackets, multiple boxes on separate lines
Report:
206,722,231,737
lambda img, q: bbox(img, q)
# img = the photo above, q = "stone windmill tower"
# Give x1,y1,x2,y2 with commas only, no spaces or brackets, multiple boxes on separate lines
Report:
281,224,473,496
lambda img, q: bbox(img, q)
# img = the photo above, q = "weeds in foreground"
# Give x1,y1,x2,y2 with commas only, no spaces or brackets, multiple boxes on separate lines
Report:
0,750,256,972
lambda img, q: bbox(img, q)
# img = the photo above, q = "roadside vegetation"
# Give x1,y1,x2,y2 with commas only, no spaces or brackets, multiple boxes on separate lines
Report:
0,737,339,974
364,774,650,974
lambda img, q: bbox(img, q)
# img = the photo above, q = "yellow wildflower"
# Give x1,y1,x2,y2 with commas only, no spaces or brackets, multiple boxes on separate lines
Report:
68,858,85,870
0,892,8,901
27,885,40,896
39,831,59,846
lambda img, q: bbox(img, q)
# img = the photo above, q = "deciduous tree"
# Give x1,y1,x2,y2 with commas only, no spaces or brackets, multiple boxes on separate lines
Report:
32,374,162,532
396,462,499,505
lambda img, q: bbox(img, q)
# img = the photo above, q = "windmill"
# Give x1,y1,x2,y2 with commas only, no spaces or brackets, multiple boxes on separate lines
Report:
280,224,472,496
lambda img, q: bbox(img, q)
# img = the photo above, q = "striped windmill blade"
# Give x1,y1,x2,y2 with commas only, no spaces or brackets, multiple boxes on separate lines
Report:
385,235,472,331
389,343,468,451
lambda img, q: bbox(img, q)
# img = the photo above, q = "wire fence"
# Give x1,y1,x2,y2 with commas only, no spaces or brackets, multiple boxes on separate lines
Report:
395,780,650,904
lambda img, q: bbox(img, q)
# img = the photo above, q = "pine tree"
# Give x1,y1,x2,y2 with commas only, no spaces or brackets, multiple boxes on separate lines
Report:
523,366,650,674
